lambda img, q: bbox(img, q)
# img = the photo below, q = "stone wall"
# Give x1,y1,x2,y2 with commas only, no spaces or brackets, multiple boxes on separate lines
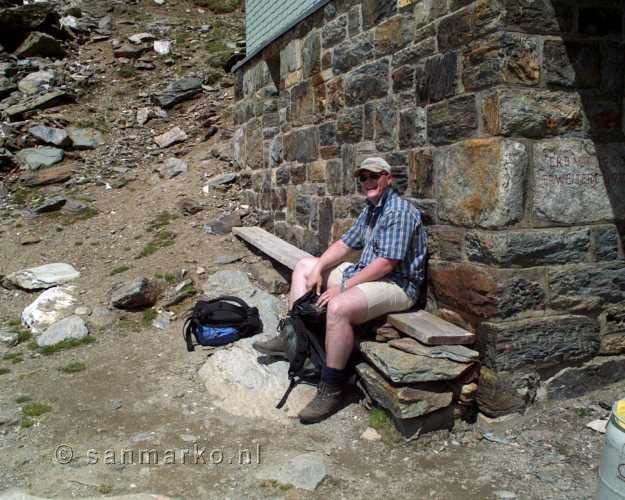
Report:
233,0,625,405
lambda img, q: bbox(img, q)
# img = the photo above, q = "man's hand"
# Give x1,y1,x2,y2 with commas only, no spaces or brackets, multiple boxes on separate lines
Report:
305,266,324,295
316,285,341,308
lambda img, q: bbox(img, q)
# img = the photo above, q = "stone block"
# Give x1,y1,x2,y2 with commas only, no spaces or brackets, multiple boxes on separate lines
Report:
476,367,533,417
532,139,617,224
361,0,398,29
326,77,345,114
344,59,389,107
372,99,398,152
295,194,318,229
302,31,321,78
430,261,546,319
283,127,319,163
332,33,375,73
326,159,345,196
466,228,591,267
392,37,437,68
501,0,575,34
540,355,625,401
318,197,333,248
482,89,584,138
543,40,601,89
420,52,458,104
336,106,364,144
356,363,454,420
428,226,464,261
594,225,622,261
347,5,362,36
600,304,625,355
319,121,336,146
280,39,302,79
462,32,540,91
322,14,347,48
480,315,599,372
392,65,415,94
399,108,426,150
374,14,413,57
548,262,625,313
438,0,501,51
408,148,432,198
433,138,527,228
289,81,314,127
307,161,326,183
245,119,264,169
427,95,478,145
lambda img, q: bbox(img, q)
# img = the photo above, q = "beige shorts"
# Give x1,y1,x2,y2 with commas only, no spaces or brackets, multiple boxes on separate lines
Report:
327,262,414,322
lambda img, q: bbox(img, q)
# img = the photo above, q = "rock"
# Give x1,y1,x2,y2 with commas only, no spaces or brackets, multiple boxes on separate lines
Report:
21,286,78,334
128,32,155,44
151,77,202,109
357,363,454,419
152,311,173,330
283,126,319,163
111,277,160,310
17,69,55,95
14,32,65,59
68,127,103,150
360,341,473,383
113,44,148,59
36,315,88,347
203,212,240,235
255,453,327,491
427,94,478,145
5,91,74,119
23,164,73,187
4,263,80,291
154,127,187,148
540,355,625,401
213,255,241,265
27,125,70,147
0,329,18,347
480,315,600,372
246,261,288,294
134,61,155,71
360,427,382,441
153,40,171,55
159,157,188,178
205,172,236,187
198,271,315,420
16,147,63,170
160,279,195,307
344,59,389,106
136,107,151,126
586,419,608,434
60,199,89,215
388,337,479,363
176,197,203,216
433,138,527,228
32,195,66,214
0,76,16,99
98,15,112,32
476,367,529,417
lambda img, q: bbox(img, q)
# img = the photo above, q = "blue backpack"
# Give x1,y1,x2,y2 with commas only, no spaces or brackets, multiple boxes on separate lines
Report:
183,296,263,351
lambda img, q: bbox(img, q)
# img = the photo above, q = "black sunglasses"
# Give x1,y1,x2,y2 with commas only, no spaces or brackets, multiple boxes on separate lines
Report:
358,171,387,183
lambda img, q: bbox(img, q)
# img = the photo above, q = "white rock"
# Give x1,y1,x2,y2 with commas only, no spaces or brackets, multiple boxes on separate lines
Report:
36,315,88,347
60,15,78,29
586,419,608,434
154,127,187,148
5,263,80,290
360,427,382,441
197,271,315,421
128,32,156,44
153,40,172,55
17,70,55,95
22,287,78,334
136,107,151,126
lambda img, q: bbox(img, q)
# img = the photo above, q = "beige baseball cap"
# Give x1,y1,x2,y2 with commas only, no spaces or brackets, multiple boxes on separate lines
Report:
355,157,392,177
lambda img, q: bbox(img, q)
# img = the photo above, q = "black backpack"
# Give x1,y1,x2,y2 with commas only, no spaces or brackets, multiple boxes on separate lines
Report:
276,290,327,409
183,295,263,351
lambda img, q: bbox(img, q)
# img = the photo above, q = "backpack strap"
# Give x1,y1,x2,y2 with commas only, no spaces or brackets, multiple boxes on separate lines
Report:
183,317,196,352
204,296,251,314
276,377,297,410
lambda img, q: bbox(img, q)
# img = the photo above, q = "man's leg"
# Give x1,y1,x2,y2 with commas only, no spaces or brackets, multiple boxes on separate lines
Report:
298,287,369,424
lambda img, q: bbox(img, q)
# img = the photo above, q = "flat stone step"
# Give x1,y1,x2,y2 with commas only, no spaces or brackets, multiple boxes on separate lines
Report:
388,337,479,363
388,310,475,346
233,226,312,270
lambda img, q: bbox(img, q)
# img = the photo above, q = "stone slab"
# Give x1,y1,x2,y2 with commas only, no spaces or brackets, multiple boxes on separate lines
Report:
36,315,88,347
387,310,475,346
388,337,479,363
4,263,80,290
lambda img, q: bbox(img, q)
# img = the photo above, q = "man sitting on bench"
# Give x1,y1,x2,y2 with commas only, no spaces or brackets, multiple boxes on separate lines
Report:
253,157,428,424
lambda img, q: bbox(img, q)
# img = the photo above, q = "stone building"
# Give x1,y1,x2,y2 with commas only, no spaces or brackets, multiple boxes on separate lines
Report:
232,0,625,410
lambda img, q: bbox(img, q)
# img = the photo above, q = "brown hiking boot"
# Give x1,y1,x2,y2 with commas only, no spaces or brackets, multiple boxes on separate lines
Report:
298,381,344,424
252,318,291,358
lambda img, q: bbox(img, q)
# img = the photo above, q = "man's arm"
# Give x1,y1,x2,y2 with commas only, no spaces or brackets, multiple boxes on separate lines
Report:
343,257,398,289
306,239,353,294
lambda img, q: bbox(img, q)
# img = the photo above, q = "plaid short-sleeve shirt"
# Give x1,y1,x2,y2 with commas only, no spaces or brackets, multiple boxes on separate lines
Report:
340,188,427,302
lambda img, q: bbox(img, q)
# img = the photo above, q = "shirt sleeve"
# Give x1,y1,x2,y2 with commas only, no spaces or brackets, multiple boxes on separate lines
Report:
340,210,367,250
376,208,418,261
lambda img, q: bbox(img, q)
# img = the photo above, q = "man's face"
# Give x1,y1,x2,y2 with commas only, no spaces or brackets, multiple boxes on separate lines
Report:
358,169,392,204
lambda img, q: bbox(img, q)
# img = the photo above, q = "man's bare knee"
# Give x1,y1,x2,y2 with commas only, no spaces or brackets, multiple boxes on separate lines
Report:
327,298,350,321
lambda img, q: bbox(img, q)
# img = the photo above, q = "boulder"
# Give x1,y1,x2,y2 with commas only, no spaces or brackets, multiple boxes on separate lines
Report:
151,77,202,109
28,125,70,147
21,286,78,334
14,32,65,59
158,157,188,178
154,127,187,148
17,70,55,95
15,146,63,170
36,315,88,347
246,261,289,295
68,127,103,150
4,263,80,290
32,195,66,214
198,271,315,421
111,277,160,310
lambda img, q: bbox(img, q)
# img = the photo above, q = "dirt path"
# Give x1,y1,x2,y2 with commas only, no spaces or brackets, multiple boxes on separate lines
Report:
0,1,616,499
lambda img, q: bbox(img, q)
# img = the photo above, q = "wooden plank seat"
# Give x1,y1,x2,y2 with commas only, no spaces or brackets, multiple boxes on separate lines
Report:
233,226,475,346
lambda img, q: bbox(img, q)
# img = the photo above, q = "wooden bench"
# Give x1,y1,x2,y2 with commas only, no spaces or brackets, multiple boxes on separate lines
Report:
233,226,475,346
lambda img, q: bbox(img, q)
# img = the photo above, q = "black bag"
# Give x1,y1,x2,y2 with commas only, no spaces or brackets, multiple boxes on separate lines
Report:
276,290,327,409
183,296,263,351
